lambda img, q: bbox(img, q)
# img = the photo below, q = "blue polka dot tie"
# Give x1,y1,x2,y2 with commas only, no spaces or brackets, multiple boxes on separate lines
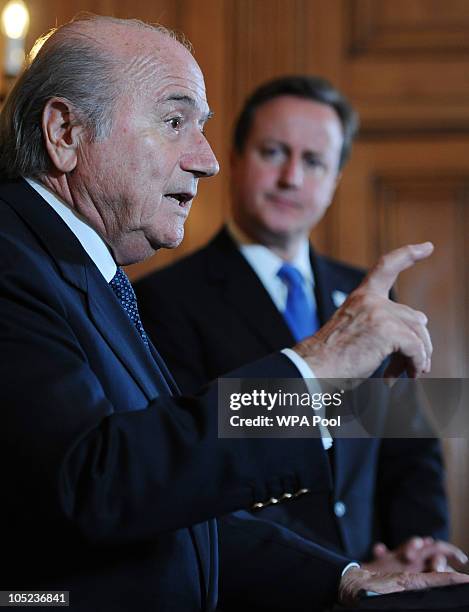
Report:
109,267,150,348
277,262,320,342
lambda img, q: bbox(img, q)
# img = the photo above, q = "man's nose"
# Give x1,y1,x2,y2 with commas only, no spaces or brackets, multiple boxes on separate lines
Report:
180,135,220,178
278,157,303,188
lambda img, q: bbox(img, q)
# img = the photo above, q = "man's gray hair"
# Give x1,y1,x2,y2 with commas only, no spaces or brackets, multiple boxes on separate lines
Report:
0,14,185,179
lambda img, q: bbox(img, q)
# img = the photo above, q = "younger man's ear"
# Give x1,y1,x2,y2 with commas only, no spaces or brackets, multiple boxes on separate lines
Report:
42,97,86,173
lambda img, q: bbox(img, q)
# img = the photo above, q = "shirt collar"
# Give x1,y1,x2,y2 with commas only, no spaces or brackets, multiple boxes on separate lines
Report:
227,219,313,285
26,178,117,282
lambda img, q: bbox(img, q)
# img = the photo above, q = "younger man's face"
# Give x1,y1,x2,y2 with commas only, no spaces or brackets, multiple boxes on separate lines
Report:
231,95,343,246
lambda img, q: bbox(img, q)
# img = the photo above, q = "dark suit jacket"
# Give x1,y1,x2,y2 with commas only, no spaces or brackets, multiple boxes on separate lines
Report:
135,227,449,608
0,182,353,612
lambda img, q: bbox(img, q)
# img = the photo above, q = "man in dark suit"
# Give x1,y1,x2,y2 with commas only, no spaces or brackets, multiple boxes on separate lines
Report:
135,76,467,607
1,19,465,612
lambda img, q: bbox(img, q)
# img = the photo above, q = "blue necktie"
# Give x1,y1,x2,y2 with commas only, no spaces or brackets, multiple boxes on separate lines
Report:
277,262,320,341
109,267,149,348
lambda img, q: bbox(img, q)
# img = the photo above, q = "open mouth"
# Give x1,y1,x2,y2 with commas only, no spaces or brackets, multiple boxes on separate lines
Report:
165,193,195,206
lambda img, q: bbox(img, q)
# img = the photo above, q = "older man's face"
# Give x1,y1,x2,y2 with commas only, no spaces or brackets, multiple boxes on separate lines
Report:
230,96,343,248
75,32,219,265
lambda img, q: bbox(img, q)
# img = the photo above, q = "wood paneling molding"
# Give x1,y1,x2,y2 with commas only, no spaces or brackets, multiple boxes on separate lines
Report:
344,0,469,132
373,173,469,377
348,0,469,56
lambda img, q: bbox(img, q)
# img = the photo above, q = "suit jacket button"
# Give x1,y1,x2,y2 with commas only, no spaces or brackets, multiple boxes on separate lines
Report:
334,501,346,517
281,492,293,500
252,502,264,510
269,497,279,505
294,488,310,498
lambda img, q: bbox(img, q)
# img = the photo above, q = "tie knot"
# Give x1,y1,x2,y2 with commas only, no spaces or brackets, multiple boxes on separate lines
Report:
277,262,304,288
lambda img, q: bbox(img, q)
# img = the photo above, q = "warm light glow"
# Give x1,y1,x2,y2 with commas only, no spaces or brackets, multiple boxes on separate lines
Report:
1,1,30,40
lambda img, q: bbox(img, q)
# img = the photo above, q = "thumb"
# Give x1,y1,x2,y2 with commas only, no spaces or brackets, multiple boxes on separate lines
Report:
361,242,434,297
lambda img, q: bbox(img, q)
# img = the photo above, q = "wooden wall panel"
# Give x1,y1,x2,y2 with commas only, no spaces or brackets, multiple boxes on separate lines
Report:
336,139,469,376
344,0,469,133
349,0,469,54
373,173,469,549
376,174,468,377
338,140,469,549
227,0,310,107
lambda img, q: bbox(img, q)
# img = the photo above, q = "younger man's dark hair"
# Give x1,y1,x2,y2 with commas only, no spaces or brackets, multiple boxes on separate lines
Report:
233,75,359,170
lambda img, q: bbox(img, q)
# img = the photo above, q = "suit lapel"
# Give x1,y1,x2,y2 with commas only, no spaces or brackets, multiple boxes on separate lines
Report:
207,230,345,349
85,268,171,397
310,248,339,325
0,179,168,400
207,228,295,351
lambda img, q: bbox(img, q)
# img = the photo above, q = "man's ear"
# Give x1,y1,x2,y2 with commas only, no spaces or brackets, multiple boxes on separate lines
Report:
42,97,86,173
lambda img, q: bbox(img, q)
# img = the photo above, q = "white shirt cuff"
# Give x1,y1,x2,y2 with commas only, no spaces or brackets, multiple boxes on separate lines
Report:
280,348,333,451
281,348,317,380
341,561,360,577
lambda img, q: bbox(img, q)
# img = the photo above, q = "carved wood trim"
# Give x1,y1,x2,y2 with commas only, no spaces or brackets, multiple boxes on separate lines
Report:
348,0,469,56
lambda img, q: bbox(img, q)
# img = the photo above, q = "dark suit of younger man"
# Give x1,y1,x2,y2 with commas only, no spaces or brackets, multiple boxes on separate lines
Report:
135,226,449,608
0,180,357,612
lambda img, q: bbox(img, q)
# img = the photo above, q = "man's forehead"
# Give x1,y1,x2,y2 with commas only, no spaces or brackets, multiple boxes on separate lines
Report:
250,96,343,144
76,19,174,54
117,35,208,108
68,20,210,114
77,20,205,91
255,96,340,125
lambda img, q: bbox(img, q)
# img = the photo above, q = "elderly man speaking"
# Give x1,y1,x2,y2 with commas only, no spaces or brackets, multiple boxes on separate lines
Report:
0,14,466,612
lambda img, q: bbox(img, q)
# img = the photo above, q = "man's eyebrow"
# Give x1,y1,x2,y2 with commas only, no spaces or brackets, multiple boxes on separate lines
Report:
163,94,214,121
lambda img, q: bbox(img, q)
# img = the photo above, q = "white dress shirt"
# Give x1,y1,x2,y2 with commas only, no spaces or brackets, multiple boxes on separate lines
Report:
26,178,117,282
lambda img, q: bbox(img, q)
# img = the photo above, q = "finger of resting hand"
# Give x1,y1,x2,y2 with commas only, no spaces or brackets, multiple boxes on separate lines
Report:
361,242,434,297
400,537,425,561
427,554,448,572
373,542,389,559
365,576,406,595
416,541,469,566
398,571,469,590
432,541,468,564
367,570,469,596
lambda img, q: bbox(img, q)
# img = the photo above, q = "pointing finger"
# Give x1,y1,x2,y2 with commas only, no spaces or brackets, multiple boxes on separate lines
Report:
361,242,434,297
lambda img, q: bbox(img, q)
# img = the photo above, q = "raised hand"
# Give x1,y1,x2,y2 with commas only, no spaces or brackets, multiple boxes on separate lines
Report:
295,243,434,380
